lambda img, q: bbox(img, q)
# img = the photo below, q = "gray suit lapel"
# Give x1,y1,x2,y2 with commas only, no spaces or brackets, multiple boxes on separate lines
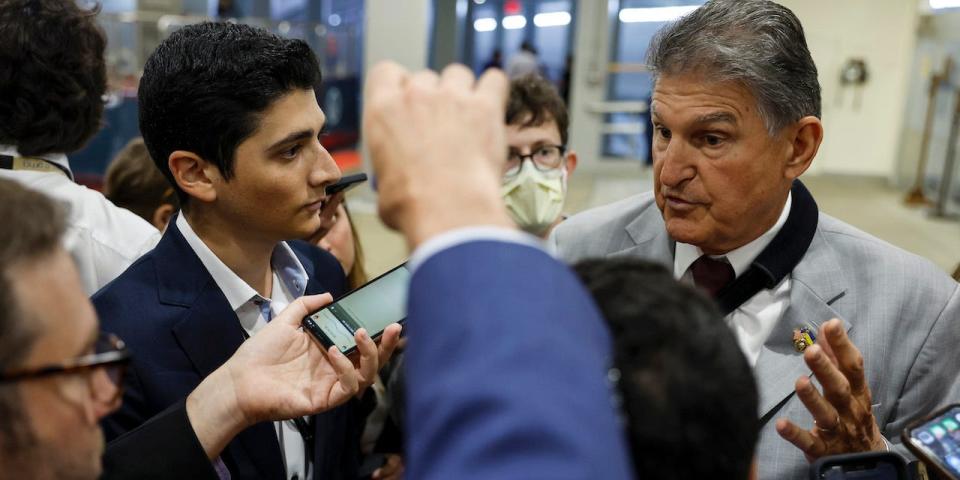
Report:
755,225,851,420
607,202,674,267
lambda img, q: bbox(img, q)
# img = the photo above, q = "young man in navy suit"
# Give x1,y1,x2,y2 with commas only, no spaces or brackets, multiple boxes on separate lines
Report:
93,23,400,480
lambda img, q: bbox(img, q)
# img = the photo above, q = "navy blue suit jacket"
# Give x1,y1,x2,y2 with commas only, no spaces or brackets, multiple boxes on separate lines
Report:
93,221,364,480
403,240,634,479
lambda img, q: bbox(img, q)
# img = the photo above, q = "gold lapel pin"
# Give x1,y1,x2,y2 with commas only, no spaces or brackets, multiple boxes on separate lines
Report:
793,326,816,353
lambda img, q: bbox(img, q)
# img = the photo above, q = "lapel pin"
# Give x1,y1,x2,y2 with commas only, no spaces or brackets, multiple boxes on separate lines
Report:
792,326,816,353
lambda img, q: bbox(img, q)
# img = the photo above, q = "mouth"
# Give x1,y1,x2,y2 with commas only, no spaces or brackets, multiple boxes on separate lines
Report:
304,197,327,212
663,193,702,212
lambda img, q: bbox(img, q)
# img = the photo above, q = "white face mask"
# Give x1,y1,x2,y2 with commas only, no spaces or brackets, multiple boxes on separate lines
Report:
501,161,567,236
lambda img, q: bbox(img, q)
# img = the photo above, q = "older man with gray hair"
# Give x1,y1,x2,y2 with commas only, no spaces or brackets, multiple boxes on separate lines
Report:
551,0,960,478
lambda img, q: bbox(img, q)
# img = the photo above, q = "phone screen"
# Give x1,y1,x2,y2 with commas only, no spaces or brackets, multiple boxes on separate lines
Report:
305,263,410,354
908,405,960,477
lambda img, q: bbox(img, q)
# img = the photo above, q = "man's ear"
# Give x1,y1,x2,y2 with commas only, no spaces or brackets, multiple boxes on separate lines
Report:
784,116,823,181
168,151,218,205
564,150,578,175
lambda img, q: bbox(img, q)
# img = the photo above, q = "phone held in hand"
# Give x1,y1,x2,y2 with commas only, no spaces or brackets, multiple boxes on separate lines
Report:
903,403,960,480
302,263,409,355
810,452,908,480
325,172,368,196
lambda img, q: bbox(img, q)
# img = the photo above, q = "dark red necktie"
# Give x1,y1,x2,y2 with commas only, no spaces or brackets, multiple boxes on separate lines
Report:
691,255,735,297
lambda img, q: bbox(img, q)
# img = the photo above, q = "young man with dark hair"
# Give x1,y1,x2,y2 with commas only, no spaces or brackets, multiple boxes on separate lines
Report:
0,178,385,480
0,0,160,294
575,258,760,479
104,137,180,231
501,75,578,238
93,22,400,480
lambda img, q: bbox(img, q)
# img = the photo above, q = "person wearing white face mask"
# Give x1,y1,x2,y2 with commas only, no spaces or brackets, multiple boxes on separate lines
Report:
501,75,578,238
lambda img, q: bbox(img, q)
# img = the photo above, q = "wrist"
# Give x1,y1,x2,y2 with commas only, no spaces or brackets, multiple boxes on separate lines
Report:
185,365,251,459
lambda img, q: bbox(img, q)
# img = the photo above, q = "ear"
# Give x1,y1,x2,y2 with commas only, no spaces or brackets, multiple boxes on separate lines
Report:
152,203,176,232
168,150,219,205
564,150,578,175
783,116,823,181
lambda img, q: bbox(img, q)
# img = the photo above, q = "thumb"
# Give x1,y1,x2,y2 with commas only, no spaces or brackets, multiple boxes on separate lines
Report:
276,293,333,327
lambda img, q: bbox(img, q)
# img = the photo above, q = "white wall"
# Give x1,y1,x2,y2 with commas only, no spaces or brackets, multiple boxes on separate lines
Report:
779,0,919,178
364,0,431,73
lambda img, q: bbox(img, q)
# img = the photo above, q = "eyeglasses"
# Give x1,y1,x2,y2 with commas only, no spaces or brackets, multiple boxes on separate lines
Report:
504,144,567,178
0,333,131,404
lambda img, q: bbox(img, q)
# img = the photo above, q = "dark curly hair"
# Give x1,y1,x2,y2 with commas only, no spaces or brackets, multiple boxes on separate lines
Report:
505,75,569,145
138,22,322,207
0,0,107,155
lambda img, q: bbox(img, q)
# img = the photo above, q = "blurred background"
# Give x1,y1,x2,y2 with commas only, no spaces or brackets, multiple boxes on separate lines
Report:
77,0,960,277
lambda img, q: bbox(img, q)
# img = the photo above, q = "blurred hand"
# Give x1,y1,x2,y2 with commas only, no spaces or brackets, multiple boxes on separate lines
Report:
372,454,404,480
776,319,886,460
186,293,401,459
362,62,514,249
307,191,345,243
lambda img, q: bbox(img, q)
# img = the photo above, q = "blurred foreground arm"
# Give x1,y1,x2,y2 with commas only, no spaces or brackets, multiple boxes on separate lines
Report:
363,62,633,480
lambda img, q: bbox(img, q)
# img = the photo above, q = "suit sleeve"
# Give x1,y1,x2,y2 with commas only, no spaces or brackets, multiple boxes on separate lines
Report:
102,399,218,480
403,240,633,480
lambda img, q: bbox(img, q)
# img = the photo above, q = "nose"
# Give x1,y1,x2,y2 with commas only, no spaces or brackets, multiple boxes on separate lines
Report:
655,139,695,189
309,141,342,190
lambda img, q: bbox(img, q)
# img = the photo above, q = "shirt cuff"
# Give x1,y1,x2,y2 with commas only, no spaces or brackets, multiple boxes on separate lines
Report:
408,226,545,272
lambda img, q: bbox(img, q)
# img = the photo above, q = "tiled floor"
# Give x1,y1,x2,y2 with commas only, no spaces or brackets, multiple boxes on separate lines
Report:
345,167,960,278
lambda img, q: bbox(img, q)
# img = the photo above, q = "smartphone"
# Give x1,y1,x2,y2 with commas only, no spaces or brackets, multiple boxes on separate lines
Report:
903,403,960,479
810,452,908,480
326,172,368,196
302,263,409,355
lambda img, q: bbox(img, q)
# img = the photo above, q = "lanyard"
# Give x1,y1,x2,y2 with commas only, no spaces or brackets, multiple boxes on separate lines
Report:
0,154,72,180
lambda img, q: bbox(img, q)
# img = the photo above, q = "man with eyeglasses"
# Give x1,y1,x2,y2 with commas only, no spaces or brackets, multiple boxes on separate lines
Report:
501,75,578,238
0,177,385,479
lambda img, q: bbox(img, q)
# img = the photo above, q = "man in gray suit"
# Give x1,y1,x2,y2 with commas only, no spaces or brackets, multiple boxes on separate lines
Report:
550,0,960,478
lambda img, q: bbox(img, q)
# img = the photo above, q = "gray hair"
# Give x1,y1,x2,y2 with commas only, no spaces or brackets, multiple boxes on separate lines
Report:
646,0,821,135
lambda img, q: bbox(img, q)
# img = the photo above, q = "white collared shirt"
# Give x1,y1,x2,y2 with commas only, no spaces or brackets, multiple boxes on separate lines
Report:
176,214,311,480
674,193,793,366
0,145,161,294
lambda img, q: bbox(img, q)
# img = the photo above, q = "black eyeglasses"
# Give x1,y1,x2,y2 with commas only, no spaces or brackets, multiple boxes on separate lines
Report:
504,144,567,178
0,333,131,403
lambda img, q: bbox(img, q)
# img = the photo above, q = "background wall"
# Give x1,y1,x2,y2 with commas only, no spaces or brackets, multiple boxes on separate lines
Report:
779,0,919,178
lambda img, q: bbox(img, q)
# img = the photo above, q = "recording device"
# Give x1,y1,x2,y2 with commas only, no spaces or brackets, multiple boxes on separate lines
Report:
325,173,368,196
903,403,960,479
810,452,908,480
302,263,409,355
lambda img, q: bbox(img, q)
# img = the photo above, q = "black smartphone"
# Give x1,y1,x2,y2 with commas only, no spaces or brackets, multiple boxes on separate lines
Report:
810,452,908,480
903,403,960,479
302,263,409,355
326,173,368,196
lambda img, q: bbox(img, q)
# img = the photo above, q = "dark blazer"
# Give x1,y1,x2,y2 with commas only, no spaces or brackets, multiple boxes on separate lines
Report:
93,221,364,480
402,240,634,479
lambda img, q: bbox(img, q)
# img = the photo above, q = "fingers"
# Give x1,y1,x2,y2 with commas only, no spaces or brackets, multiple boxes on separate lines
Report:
276,293,333,327
823,319,868,396
372,454,404,479
804,344,854,416
353,328,379,386
377,323,402,367
776,418,825,459
475,67,510,107
323,345,360,395
795,376,840,433
365,61,409,103
440,63,476,92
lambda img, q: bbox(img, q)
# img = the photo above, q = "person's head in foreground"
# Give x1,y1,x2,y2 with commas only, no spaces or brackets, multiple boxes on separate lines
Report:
575,258,760,479
501,74,577,237
0,178,127,480
648,0,822,254
104,137,180,231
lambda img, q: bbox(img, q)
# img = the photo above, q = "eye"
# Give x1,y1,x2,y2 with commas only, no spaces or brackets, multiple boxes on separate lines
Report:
317,127,331,140
703,134,724,147
656,126,672,140
281,144,302,159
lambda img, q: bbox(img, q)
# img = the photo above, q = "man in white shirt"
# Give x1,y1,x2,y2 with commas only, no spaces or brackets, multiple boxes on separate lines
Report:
550,1,960,478
0,0,160,294
93,22,399,480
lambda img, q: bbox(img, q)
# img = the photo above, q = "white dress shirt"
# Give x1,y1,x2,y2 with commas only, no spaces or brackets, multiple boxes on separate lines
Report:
176,214,311,480
0,145,161,294
674,193,793,366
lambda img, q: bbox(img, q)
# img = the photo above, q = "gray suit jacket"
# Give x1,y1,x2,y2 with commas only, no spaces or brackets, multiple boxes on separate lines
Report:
550,191,960,480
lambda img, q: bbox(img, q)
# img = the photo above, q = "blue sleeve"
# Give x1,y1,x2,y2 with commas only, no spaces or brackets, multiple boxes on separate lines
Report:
403,240,634,480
